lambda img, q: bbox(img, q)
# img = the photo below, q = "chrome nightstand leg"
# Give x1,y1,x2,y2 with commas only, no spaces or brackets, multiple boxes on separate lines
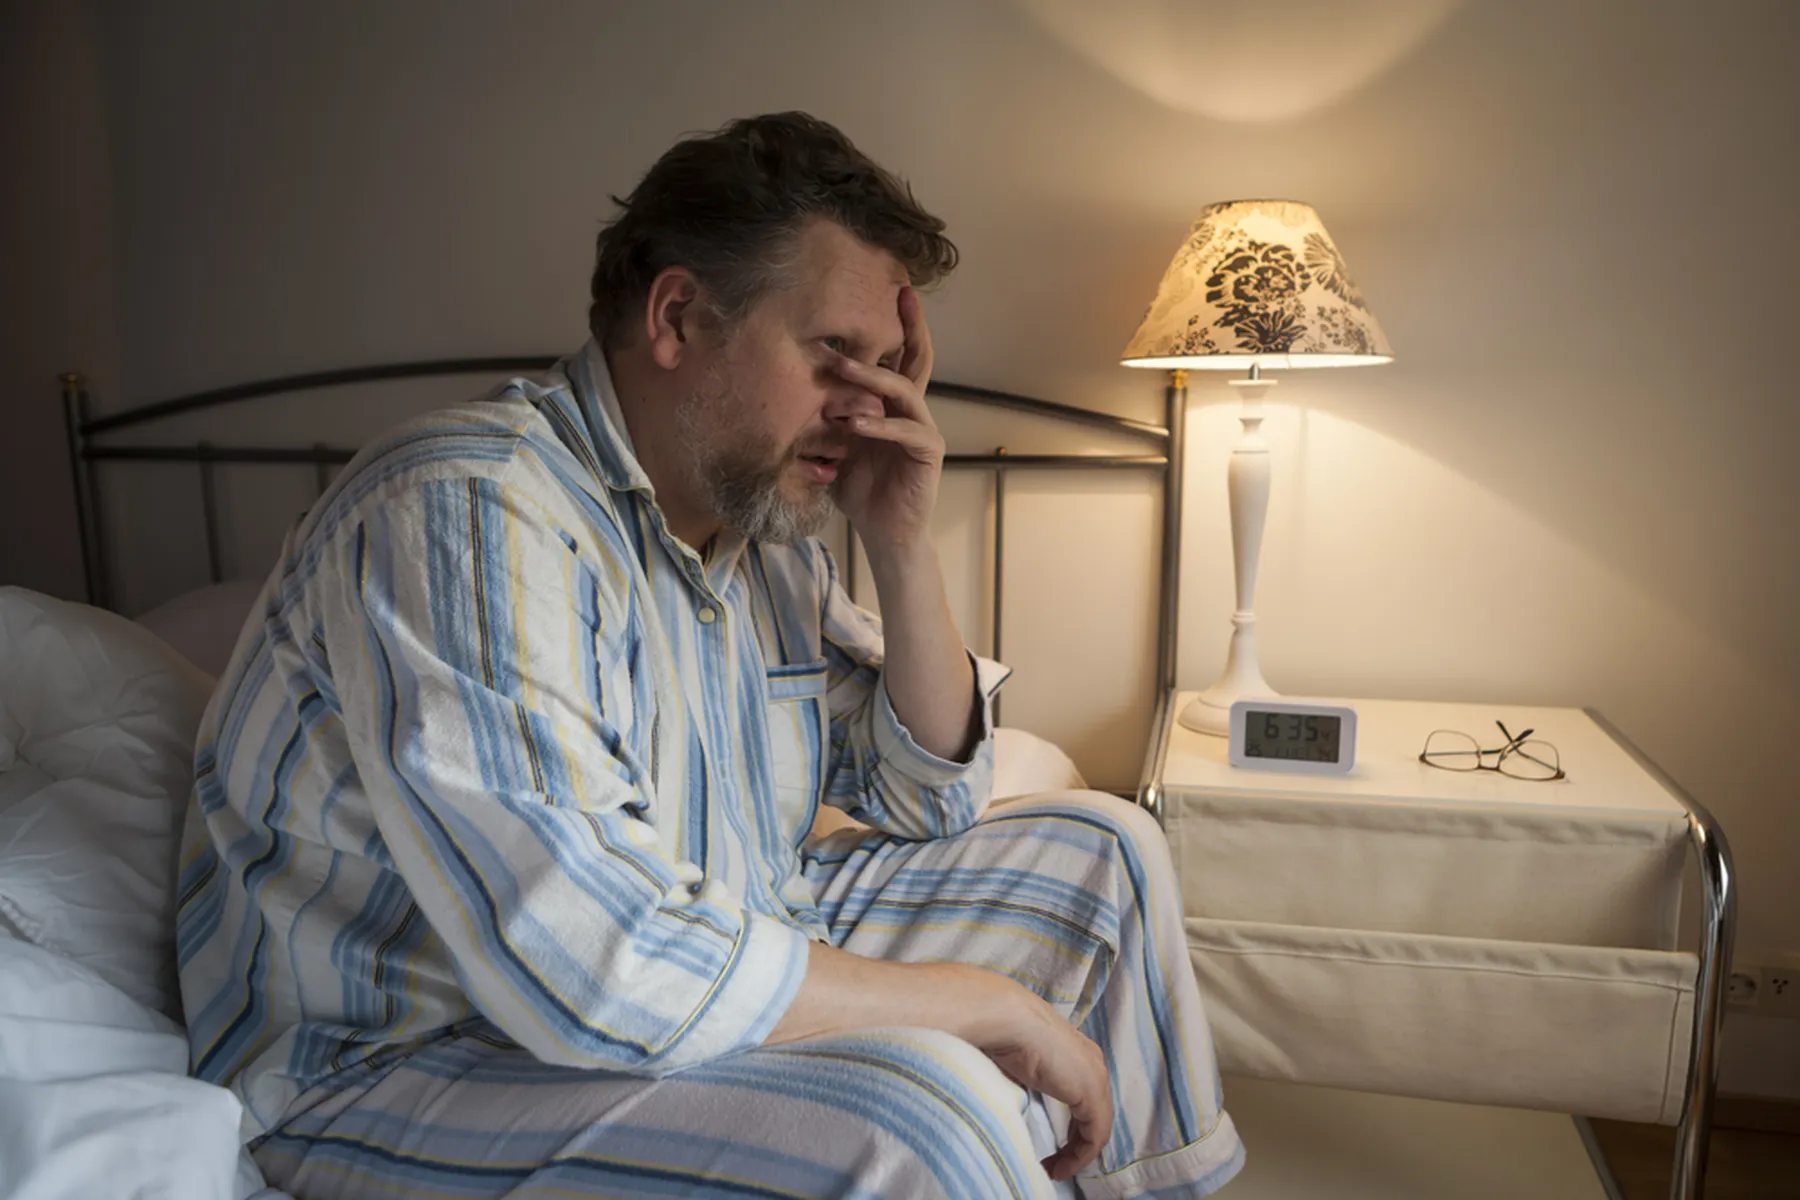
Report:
1585,710,1737,1200
1137,688,1176,826
1671,798,1735,1199
1573,1116,1628,1200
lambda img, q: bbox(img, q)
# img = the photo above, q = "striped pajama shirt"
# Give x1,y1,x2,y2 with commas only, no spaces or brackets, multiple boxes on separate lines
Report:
176,342,1244,1198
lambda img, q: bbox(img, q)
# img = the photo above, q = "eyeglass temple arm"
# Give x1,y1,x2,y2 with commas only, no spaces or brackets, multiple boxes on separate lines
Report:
1495,720,1534,748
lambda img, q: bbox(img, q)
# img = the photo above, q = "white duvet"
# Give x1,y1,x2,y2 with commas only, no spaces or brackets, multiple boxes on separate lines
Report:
0,586,286,1199
0,936,274,1200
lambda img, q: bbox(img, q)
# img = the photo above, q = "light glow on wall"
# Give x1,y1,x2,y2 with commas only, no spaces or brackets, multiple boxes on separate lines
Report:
1012,0,1464,123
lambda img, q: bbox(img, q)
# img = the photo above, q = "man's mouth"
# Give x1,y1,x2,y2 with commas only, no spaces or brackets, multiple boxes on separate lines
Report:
796,447,847,485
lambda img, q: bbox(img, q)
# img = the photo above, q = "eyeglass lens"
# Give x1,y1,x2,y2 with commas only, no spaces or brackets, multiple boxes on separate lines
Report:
1422,730,1482,770
1499,739,1561,781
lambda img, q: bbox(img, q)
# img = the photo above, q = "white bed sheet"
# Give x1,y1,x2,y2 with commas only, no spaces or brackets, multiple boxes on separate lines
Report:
0,587,284,1198
0,936,283,1200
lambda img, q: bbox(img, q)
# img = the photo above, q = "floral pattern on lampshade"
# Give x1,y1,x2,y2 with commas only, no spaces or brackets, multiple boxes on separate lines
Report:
1121,200,1392,366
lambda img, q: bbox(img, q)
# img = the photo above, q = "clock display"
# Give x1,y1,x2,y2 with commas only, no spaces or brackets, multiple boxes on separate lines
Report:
1243,710,1343,763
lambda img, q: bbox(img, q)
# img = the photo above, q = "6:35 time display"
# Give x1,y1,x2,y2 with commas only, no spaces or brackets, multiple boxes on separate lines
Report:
1247,711,1341,762
1227,699,1359,775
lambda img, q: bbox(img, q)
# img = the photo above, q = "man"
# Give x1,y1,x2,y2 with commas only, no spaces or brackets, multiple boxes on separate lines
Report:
178,112,1244,1199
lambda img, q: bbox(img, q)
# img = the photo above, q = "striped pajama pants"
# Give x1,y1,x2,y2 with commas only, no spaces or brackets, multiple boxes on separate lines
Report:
253,791,1245,1199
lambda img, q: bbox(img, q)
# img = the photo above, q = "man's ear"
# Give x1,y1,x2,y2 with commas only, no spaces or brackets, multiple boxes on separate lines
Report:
643,267,705,371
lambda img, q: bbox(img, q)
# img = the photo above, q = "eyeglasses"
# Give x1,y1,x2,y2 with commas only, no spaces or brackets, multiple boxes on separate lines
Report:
1419,721,1565,782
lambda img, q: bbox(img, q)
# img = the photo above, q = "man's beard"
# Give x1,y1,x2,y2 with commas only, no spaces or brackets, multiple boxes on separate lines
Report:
674,366,837,545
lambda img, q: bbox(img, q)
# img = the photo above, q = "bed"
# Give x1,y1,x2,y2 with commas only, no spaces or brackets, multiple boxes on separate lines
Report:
9,357,1181,1197
1,357,1732,1197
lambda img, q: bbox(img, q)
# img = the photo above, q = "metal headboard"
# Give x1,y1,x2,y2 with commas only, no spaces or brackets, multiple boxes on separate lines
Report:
60,359,1192,737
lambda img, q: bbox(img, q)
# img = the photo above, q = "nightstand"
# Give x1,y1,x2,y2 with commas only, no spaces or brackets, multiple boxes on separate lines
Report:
1138,690,1735,1200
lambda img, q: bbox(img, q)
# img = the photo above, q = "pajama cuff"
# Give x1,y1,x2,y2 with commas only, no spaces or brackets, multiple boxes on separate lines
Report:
1078,1112,1246,1199
653,909,811,1073
872,651,1012,786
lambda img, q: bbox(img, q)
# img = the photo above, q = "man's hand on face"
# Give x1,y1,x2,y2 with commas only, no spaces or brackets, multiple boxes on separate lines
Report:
826,286,944,558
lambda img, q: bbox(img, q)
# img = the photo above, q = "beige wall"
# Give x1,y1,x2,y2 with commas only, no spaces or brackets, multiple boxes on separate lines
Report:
5,0,1797,1089
0,0,114,601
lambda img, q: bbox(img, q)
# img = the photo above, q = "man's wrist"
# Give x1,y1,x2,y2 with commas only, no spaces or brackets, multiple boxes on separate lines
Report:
862,536,937,592
933,963,1037,1046
769,949,1022,1047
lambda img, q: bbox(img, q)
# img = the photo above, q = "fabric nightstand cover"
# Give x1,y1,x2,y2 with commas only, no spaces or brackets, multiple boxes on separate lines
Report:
1157,695,1696,1125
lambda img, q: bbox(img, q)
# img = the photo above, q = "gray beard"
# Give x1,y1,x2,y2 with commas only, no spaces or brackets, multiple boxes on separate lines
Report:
674,371,835,545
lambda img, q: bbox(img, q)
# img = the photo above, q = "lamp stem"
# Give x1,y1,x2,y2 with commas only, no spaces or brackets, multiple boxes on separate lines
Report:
1180,368,1278,735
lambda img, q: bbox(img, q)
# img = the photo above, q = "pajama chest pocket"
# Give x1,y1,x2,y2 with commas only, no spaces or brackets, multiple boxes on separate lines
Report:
765,660,828,845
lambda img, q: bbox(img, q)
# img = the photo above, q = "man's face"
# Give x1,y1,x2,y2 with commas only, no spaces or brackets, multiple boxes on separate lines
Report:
674,220,907,544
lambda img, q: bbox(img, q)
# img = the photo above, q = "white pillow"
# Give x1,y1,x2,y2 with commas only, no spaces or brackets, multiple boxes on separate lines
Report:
992,726,1088,799
134,579,264,678
0,936,278,1200
0,756,49,816
808,726,1089,839
0,587,214,1019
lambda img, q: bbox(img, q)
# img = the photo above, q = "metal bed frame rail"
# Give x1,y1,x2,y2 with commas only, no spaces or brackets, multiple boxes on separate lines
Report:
61,359,1191,731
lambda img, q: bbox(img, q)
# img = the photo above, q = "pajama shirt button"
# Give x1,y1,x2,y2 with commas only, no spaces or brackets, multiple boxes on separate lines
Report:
697,607,717,624
665,861,705,907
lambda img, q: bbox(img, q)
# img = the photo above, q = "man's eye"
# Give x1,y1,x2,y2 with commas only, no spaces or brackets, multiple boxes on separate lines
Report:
821,337,847,355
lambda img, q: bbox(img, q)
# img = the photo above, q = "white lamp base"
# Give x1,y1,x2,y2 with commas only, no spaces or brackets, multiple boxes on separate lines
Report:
1181,370,1279,737
1177,611,1277,735
1177,696,1234,735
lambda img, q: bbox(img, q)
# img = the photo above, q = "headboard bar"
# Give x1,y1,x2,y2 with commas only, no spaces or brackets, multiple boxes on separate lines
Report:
79,356,562,437
78,357,1170,447
926,381,1167,442
76,444,1165,472
197,446,222,585
1156,376,1189,697
60,374,104,612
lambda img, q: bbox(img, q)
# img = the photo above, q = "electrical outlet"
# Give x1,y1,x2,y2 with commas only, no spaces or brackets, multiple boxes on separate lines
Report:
1766,967,1800,1019
1728,969,1760,1008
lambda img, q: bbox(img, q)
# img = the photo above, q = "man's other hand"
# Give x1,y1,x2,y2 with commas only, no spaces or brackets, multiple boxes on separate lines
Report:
767,947,1114,1181
959,965,1114,1181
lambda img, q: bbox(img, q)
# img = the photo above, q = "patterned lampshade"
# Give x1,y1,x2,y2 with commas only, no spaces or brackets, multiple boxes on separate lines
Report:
1121,199,1392,370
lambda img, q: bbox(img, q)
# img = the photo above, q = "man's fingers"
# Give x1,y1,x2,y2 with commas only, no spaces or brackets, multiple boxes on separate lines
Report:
898,285,934,386
849,415,942,461
1048,1038,1112,1179
1042,1110,1108,1180
830,354,932,425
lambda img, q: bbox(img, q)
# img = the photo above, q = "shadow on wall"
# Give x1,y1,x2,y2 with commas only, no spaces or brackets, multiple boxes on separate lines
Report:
1009,0,1466,123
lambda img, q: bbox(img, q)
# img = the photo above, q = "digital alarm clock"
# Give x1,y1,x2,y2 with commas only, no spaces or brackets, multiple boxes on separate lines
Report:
1227,698,1358,775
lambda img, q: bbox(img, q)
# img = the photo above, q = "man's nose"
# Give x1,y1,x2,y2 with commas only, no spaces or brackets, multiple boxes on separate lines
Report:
822,387,885,426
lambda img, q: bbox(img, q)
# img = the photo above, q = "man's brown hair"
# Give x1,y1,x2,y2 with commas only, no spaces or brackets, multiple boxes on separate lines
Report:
588,112,958,348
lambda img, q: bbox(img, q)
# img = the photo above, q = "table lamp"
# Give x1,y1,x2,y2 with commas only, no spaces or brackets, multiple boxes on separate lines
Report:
1122,200,1392,735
